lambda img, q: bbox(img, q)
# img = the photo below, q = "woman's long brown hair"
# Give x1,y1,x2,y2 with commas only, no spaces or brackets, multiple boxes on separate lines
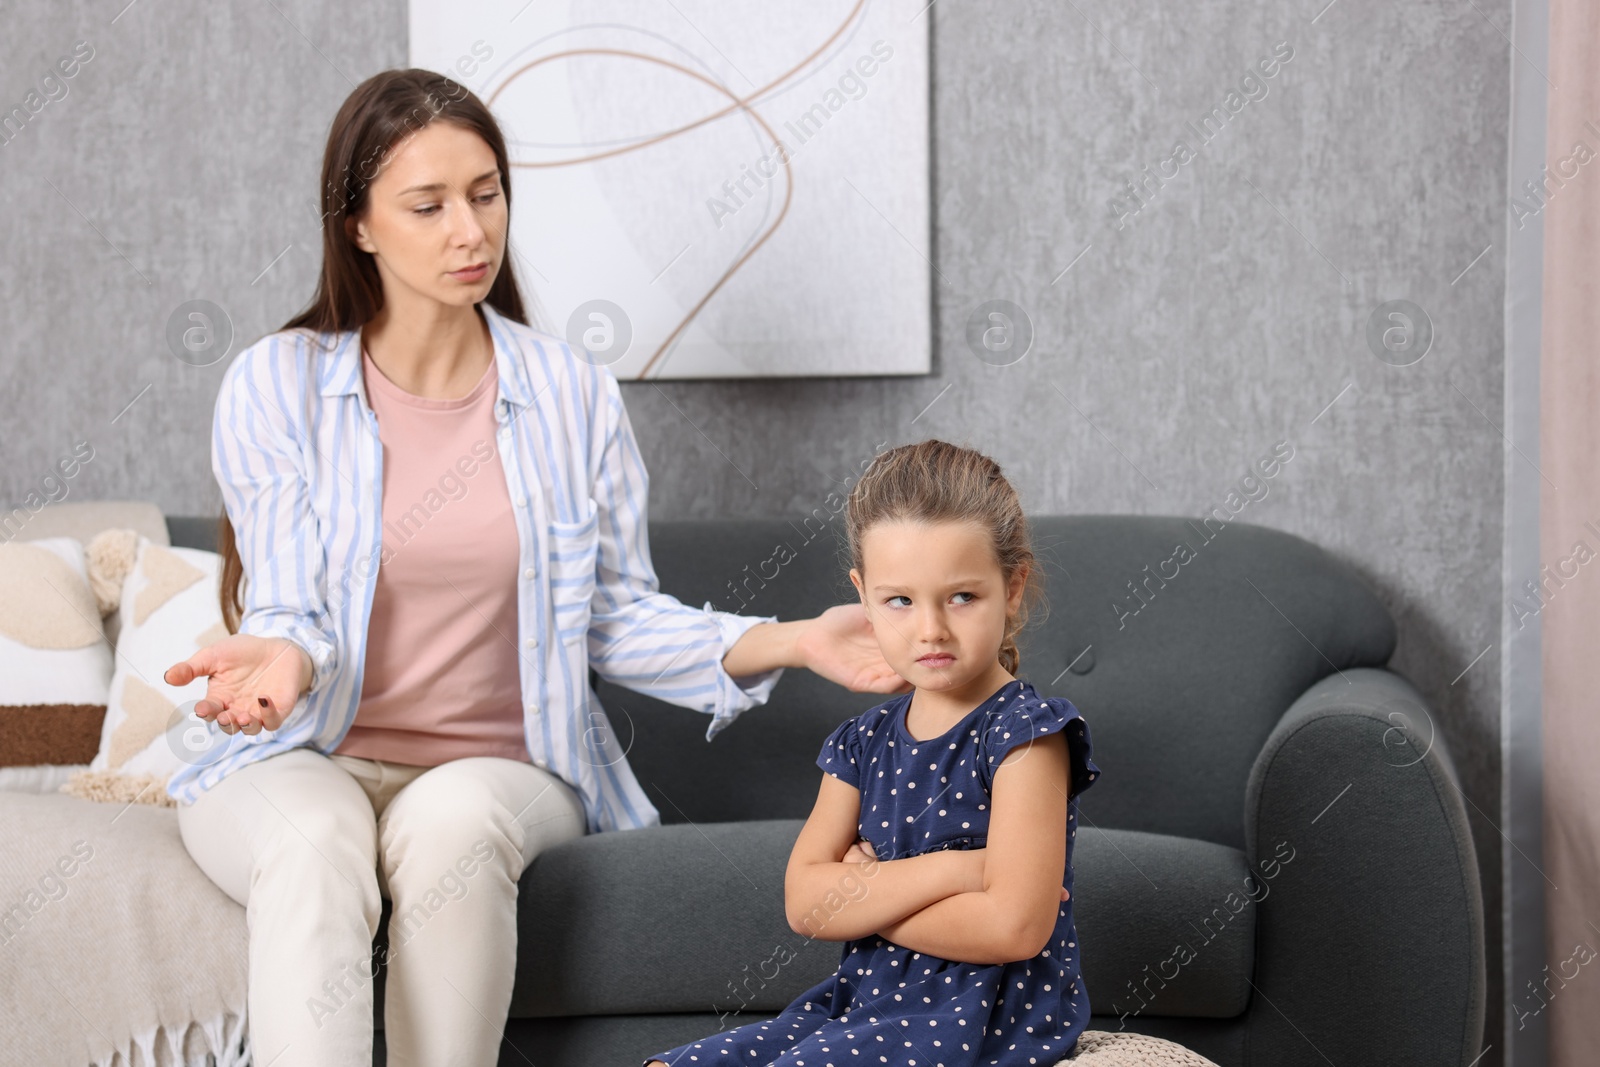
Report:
218,68,532,633
842,440,1047,676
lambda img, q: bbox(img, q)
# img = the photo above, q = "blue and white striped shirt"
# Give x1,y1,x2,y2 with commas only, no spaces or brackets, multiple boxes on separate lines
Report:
165,301,783,832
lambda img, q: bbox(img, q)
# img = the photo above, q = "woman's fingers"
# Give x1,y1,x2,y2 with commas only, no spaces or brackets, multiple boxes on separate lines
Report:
172,638,296,732
184,683,271,740
256,695,284,732
165,644,220,687
216,692,257,731
213,695,283,735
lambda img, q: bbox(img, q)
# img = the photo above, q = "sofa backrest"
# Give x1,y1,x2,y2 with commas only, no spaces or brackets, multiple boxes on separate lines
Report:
168,513,1396,850
599,515,1396,851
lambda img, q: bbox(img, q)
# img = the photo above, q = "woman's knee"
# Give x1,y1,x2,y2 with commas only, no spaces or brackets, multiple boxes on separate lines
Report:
378,760,583,887
256,803,376,881
380,782,516,888
183,748,381,912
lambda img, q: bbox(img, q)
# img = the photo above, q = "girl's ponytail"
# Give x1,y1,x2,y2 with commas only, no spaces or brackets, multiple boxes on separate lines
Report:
998,629,1021,676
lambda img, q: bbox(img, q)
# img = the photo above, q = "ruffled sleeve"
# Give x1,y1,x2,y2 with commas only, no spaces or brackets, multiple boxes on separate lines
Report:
978,693,1100,801
815,715,866,790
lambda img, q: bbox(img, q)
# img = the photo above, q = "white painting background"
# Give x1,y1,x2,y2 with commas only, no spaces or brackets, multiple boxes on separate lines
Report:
409,0,930,380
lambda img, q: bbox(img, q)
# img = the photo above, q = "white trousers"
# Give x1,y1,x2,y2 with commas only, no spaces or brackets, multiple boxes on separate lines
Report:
176,747,587,1067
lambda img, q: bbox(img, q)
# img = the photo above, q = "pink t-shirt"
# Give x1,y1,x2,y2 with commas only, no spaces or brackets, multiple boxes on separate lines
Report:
331,345,530,766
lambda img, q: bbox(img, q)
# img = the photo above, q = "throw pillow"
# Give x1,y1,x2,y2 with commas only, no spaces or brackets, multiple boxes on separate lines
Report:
67,538,230,806
0,537,113,788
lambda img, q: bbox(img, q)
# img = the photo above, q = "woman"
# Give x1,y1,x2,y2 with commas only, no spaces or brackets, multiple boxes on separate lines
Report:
162,68,906,1067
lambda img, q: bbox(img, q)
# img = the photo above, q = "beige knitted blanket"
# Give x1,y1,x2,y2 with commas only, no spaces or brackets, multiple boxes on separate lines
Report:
1066,1030,1223,1064
0,791,249,1066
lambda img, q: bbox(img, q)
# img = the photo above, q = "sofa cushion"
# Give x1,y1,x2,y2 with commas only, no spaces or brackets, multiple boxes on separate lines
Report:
509,820,1255,1022
510,819,835,1020
1071,828,1258,1021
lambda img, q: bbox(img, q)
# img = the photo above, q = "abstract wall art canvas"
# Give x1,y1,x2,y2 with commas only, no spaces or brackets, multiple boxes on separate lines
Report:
409,0,931,380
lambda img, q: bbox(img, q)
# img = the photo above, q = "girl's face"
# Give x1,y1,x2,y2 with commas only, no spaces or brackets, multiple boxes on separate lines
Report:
849,519,1026,695
346,121,507,311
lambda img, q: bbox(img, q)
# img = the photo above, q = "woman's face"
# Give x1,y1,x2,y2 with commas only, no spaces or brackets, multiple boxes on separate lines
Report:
347,121,507,310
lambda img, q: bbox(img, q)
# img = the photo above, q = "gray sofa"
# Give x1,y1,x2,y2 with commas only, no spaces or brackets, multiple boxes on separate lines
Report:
163,511,1486,1067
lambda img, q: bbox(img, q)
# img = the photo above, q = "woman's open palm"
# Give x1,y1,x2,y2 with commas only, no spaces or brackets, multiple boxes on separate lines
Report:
799,603,912,694
163,633,310,735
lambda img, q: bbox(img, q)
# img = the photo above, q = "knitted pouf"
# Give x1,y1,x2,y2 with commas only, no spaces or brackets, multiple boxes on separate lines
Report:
1059,1030,1222,1065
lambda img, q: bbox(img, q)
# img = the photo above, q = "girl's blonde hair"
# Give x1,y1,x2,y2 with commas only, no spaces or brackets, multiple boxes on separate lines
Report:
843,440,1046,675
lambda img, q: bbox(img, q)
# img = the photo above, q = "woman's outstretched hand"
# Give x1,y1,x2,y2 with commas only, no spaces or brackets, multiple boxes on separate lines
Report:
797,604,911,694
163,634,312,736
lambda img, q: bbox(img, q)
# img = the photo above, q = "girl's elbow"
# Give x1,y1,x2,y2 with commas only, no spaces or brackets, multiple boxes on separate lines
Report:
786,887,861,941
1015,926,1054,962
782,879,809,935
786,897,834,938
1007,914,1057,962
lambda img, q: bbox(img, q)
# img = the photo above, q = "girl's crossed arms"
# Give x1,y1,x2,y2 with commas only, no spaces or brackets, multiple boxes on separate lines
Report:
784,727,1070,965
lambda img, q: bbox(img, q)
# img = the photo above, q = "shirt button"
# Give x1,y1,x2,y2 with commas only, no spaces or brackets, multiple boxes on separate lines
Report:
525,637,538,649
527,703,540,715
523,568,535,579
534,759,547,769
512,496,526,507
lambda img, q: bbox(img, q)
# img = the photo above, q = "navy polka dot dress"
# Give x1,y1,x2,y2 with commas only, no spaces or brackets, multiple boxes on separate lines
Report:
644,678,1101,1067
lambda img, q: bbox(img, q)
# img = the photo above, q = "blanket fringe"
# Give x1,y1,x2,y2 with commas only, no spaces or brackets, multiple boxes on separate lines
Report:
59,768,177,808
92,1009,250,1067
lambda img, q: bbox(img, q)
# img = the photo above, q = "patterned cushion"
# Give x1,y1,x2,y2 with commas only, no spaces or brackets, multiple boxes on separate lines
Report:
68,538,227,806
0,537,113,786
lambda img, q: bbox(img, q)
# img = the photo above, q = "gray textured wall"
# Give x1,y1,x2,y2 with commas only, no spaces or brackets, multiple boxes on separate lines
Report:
0,0,1509,1059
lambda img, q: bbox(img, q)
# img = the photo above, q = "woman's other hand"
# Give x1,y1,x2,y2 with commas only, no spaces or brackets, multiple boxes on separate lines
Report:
163,634,312,736
797,604,911,694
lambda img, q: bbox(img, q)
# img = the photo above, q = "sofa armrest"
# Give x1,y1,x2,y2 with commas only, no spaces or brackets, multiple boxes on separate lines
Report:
1244,668,1485,1066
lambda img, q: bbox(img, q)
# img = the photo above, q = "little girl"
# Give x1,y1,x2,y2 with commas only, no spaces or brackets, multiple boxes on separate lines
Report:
644,439,1101,1067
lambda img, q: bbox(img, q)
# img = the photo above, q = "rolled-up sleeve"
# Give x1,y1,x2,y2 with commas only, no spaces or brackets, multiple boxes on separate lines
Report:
701,600,784,736
583,370,784,740
212,337,339,694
